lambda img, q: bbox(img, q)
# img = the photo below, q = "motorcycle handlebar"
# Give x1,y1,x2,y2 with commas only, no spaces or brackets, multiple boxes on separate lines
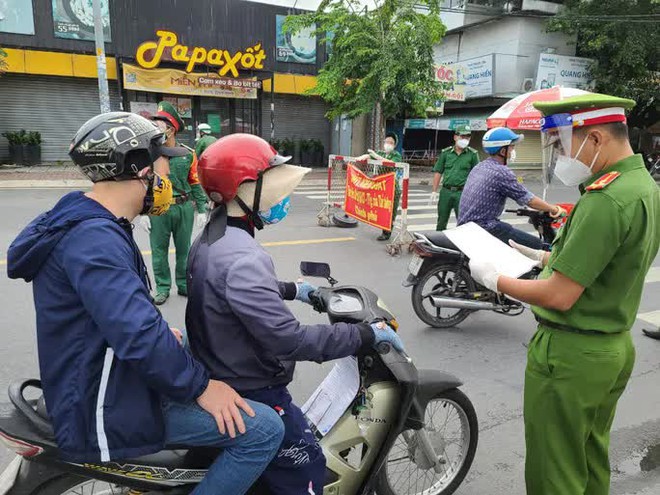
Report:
505,208,536,217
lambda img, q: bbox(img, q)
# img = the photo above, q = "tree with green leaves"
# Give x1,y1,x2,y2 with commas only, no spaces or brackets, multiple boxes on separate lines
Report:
548,0,659,128
285,0,446,147
0,48,8,76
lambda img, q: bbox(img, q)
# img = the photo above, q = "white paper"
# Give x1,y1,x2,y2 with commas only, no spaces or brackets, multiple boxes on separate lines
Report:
443,222,538,279
301,357,360,436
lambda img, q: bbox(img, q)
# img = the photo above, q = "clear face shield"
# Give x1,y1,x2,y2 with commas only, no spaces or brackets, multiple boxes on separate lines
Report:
541,113,575,194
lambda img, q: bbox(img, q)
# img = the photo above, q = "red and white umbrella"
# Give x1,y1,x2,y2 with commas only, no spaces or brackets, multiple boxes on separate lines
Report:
486,86,589,130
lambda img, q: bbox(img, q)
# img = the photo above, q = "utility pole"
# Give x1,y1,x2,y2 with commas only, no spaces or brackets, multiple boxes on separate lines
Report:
93,0,111,113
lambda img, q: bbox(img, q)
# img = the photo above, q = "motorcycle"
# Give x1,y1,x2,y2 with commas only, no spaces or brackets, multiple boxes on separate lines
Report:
0,262,478,495
405,206,572,328
647,154,660,179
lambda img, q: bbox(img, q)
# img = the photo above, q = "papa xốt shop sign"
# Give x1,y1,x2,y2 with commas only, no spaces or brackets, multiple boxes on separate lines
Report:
344,165,396,231
136,30,266,78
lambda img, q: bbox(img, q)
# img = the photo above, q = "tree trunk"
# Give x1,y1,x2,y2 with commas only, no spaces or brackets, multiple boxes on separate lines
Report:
370,101,386,150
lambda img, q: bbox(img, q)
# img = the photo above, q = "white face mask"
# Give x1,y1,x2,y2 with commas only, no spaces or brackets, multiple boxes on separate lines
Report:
383,143,395,153
508,149,517,163
553,135,600,186
456,138,470,149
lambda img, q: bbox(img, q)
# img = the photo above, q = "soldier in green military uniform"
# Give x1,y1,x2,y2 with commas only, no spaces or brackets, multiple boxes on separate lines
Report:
195,123,217,158
431,125,479,231
357,132,403,241
469,92,660,495
141,102,208,305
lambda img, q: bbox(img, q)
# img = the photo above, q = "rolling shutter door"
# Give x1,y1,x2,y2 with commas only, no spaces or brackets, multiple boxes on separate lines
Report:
513,131,542,167
0,74,122,162
261,94,332,160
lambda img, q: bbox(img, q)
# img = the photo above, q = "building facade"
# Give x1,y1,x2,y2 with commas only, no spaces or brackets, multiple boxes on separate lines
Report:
403,0,579,167
0,0,332,163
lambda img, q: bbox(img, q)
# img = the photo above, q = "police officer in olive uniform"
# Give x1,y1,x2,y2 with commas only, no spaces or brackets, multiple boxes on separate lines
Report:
431,125,480,231
144,102,208,305
358,132,404,241
469,93,660,495
195,123,217,158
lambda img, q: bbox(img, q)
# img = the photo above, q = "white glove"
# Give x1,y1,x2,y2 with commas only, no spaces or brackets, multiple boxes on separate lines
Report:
139,216,151,233
469,258,501,292
509,240,544,267
195,213,207,229
429,191,439,206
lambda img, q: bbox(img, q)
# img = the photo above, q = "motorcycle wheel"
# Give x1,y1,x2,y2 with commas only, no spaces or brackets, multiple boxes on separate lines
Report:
411,263,476,328
33,477,130,495
37,478,132,495
376,388,478,495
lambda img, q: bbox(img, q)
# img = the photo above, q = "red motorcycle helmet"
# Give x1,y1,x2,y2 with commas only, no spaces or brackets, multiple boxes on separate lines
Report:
199,133,289,203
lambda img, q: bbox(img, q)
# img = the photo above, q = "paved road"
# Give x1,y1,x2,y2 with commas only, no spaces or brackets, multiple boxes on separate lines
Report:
0,183,658,494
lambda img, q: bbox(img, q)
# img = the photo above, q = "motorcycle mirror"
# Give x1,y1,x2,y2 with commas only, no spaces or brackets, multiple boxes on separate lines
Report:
300,261,337,286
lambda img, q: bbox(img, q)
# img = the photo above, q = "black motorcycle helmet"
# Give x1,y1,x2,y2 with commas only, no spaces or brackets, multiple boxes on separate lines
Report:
69,112,188,183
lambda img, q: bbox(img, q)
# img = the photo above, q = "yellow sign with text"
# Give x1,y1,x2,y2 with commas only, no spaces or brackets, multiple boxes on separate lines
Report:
136,30,266,78
123,64,260,99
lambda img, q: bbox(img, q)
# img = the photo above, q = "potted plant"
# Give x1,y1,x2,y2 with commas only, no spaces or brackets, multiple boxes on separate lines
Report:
25,131,42,166
300,139,313,165
269,139,281,155
311,139,325,167
281,138,296,164
2,130,26,166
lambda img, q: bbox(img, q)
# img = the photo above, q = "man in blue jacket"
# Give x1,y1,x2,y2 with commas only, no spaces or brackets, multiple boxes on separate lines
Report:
7,113,283,495
188,134,404,495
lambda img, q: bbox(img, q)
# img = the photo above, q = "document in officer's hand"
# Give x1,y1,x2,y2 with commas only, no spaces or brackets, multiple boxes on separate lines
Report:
443,222,539,279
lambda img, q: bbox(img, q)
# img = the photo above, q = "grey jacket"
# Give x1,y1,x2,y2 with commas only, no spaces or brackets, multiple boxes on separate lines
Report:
185,222,373,391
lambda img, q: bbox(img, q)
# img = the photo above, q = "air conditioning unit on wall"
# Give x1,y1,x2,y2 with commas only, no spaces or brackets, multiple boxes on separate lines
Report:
521,78,535,92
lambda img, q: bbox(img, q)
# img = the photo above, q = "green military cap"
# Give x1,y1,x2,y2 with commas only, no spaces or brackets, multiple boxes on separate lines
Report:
534,92,636,128
454,124,472,135
152,101,185,132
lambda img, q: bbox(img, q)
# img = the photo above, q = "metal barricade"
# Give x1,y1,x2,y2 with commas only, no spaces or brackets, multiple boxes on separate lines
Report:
317,155,413,255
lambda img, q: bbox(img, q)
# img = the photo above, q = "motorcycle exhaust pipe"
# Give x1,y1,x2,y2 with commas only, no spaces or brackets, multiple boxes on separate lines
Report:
431,296,499,311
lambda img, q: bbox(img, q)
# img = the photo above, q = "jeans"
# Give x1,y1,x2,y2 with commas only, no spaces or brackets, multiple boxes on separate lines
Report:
488,221,548,250
163,400,284,495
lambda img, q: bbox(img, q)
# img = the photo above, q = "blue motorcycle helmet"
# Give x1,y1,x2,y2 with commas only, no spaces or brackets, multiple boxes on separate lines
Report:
482,127,524,155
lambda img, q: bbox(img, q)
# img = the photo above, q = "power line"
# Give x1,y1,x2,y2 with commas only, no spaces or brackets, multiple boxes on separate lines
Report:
406,3,660,23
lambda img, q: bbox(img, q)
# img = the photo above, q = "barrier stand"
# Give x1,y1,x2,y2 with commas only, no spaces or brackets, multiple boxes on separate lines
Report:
318,155,413,256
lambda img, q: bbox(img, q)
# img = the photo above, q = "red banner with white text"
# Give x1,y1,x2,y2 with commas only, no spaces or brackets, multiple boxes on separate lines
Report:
344,164,396,230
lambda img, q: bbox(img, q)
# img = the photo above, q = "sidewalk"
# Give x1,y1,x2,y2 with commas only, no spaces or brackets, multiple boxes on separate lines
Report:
0,163,546,188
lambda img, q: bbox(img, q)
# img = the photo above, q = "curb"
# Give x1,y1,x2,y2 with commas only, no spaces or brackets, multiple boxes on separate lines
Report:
0,180,91,189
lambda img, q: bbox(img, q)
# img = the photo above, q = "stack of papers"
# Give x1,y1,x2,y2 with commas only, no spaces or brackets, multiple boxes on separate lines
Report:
301,357,360,436
443,222,538,278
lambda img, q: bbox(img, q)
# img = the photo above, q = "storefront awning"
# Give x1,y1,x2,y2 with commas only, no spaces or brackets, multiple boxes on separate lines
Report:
404,114,490,131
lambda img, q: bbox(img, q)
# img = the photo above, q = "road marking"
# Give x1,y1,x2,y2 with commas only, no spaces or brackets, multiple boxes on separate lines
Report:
638,310,660,326
135,237,357,257
0,236,361,265
645,266,660,284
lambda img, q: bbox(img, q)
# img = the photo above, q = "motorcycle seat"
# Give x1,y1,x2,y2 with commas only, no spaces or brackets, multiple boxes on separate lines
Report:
420,231,459,251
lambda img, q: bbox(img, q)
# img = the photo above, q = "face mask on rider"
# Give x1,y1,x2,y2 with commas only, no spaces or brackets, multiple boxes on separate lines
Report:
383,142,395,153
140,172,173,216
554,134,601,186
259,196,290,225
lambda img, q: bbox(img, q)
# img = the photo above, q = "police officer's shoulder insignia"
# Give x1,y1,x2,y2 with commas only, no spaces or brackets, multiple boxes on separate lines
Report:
586,171,622,191
442,146,452,153
467,146,478,153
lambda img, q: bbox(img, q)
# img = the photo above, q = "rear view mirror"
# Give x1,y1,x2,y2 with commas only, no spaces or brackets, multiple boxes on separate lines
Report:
300,262,331,279
300,261,338,286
